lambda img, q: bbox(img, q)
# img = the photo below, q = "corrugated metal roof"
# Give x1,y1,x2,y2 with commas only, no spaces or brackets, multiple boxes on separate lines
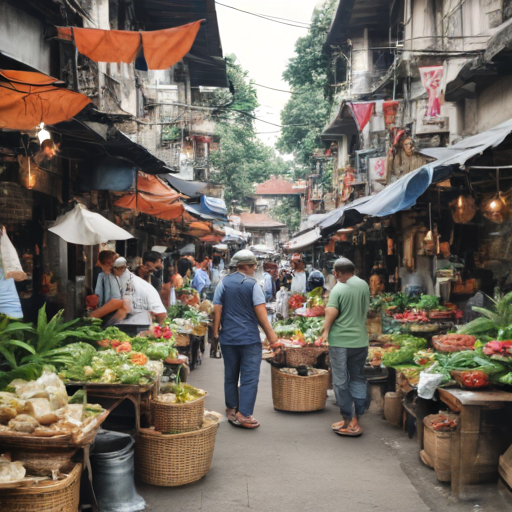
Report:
255,176,307,196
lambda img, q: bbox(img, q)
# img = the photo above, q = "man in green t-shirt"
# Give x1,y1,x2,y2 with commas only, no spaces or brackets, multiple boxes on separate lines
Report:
320,257,370,437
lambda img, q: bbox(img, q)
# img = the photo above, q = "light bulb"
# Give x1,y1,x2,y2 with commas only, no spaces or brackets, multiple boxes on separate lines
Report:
457,196,463,208
490,199,499,210
37,124,51,144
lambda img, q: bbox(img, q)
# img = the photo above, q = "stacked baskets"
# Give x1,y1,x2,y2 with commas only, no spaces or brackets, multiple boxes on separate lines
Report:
136,392,218,486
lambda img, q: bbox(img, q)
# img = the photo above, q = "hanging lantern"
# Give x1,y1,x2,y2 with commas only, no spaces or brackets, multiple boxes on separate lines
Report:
481,193,509,223
481,169,509,223
449,195,476,224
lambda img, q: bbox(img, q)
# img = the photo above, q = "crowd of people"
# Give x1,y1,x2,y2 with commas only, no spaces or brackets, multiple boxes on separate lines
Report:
88,247,371,437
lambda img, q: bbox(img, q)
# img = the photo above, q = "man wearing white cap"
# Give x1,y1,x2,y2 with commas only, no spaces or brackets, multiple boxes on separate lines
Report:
213,250,277,429
111,257,167,324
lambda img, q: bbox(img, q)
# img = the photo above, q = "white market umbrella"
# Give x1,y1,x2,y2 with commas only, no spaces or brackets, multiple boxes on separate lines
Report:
48,204,133,245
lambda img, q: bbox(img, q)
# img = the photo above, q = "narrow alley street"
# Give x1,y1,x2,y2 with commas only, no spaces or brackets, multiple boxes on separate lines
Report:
138,356,512,512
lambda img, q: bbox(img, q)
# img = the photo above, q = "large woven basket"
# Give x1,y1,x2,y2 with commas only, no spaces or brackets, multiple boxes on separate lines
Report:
423,413,459,482
284,346,327,367
0,462,81,512
174,333,190,347
136,420,219,486
151,394,206,433
271,366,329,412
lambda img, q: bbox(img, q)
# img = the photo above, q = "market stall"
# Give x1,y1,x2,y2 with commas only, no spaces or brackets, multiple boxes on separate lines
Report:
0,285,220,508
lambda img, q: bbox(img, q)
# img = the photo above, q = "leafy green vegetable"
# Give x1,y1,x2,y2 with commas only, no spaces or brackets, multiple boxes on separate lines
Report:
411,294,441,311
102,326,132,342
381,346,417,366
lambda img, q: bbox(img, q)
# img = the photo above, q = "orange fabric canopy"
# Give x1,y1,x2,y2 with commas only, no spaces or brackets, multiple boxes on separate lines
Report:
115,192,184,220
0,70,91,130
201,234,223,243
137,173,180,201
141,22,201,69
57,21,202,70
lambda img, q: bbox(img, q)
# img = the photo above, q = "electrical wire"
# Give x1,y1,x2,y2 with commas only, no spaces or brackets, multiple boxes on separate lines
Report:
254,83,294,94
215,2,310,28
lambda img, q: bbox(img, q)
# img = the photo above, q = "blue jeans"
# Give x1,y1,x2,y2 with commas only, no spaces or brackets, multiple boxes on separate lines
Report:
221,343,262,417
329,346,369,420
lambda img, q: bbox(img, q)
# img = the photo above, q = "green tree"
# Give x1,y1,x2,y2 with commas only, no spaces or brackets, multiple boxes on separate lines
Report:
210,55,283,207
278,0,337,167
271,196,302,233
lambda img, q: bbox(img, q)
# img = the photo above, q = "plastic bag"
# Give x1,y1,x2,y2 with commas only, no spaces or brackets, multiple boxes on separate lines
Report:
0,278,23,319
417,372,444,400
25,398,59,425
169,286,176,306
0,456,26,483
0,227,26,281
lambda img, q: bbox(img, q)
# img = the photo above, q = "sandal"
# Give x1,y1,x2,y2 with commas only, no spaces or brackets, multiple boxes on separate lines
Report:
336,425,363,437
331,420,347,432
229,412,260,429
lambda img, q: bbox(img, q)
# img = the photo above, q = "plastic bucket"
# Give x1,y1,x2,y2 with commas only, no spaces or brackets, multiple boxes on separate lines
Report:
91,430,145,512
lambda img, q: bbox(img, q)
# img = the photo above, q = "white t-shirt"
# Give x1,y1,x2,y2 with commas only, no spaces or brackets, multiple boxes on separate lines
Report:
117,271,166,315
291,271,307,294
324,274,337,291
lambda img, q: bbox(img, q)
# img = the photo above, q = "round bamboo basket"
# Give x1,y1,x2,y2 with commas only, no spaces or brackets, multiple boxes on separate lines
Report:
383,392,403,428
151,394,206,433
0,462,81,512
271,366,329,412
135,420,219,486
284,346,327,368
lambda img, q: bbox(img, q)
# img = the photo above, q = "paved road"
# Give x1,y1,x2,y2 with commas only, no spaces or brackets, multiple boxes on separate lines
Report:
138,354,512,512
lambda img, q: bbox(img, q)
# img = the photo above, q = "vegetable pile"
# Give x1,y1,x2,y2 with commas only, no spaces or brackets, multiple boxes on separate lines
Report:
158,383,206,404
288,294,307,310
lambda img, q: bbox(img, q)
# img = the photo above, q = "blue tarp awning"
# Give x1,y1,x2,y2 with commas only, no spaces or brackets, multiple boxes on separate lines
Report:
317,117,512,233
184,196,227,221
159,174,208,197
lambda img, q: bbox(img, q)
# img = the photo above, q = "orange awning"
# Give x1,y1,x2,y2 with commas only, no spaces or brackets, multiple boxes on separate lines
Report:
201,234,223,243
137,173,180,201
57,21,202,70
114,192,184,220
0,70,91,130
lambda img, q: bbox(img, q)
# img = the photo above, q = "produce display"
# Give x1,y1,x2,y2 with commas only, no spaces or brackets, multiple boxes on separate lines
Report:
158,383,207,403
432,334,476,352
288,294,307,310
0,454,26,483
0,371,104,437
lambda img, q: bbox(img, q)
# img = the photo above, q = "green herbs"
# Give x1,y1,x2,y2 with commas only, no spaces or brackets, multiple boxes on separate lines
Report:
411,295,441,312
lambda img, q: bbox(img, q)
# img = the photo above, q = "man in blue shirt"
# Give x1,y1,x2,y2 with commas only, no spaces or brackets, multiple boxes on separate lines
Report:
213,250,277,429
191,260,211,295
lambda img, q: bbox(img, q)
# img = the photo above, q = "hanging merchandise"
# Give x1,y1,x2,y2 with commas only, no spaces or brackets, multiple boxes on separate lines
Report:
382,100,399,129
419,66,444,118
449,195,476,224
56,20,202,70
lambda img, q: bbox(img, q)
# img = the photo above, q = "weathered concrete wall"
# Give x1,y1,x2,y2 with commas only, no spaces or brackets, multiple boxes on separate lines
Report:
0,3,51,73
476,75,512,133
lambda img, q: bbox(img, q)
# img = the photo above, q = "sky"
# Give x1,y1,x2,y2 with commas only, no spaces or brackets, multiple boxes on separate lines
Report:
215,0,321,147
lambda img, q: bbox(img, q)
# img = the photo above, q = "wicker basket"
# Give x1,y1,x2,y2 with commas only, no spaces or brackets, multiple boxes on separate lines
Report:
271,366,329,412
423,413,459,482
136,420,219,486
151,395,206,433
284,346,327,368
174,333,190,347
0,463,81,512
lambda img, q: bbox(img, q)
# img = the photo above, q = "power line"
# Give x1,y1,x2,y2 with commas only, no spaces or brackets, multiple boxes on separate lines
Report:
254,83,294,94
215,2,310,28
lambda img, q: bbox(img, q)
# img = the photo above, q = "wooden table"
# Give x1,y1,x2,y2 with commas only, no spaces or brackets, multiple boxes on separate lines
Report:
66,382,156,432
438,388,512,499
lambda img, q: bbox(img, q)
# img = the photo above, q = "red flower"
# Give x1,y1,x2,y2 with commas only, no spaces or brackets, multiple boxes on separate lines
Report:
153,325,163,338
162,326,172,339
